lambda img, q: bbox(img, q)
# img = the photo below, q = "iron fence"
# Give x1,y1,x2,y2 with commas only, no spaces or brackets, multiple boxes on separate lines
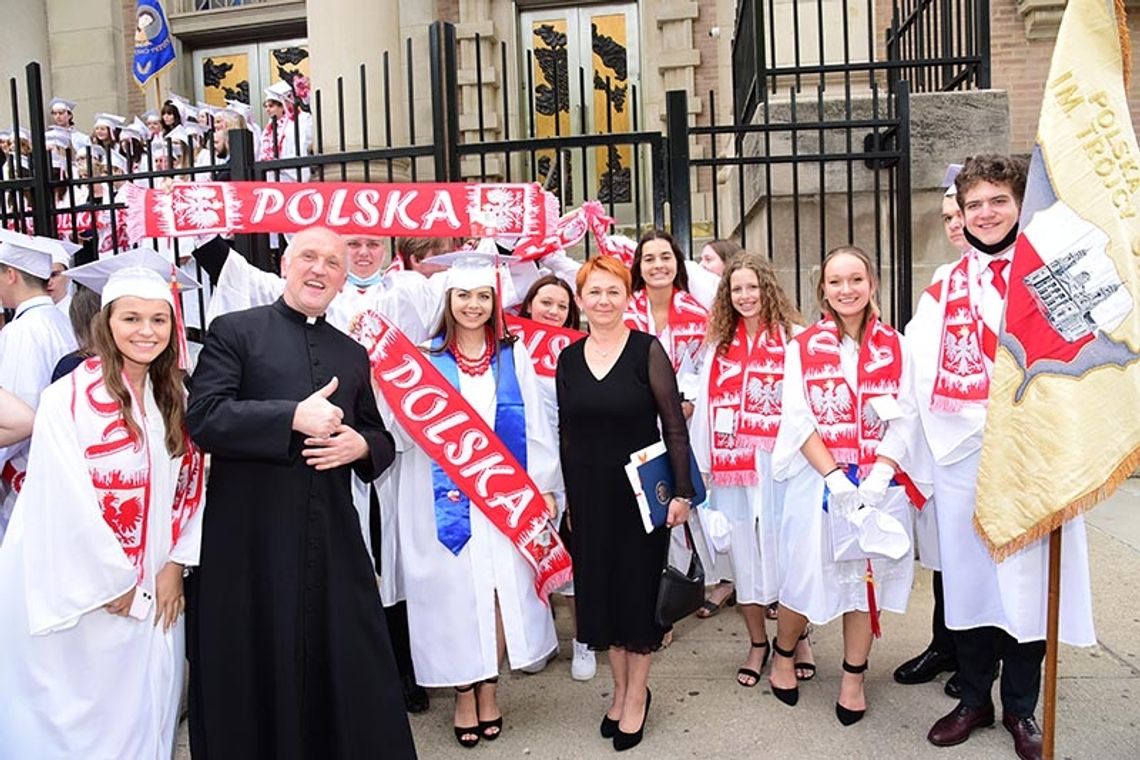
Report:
732,0,990,123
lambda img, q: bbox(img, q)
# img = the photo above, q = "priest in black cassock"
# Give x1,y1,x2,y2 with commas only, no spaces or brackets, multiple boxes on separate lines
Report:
185,227,417,760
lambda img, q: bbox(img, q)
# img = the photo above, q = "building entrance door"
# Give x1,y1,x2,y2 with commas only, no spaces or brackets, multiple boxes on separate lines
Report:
192,38,309,115
518,3,641,213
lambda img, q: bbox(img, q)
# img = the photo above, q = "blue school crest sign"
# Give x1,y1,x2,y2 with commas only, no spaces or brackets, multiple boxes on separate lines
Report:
132,0,176,87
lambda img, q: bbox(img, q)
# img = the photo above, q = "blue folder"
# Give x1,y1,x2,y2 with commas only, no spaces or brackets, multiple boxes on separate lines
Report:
624,442,707,534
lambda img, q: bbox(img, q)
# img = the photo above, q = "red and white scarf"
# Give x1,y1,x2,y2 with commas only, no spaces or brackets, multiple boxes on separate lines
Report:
707,322,787,486
623,288,709,372
926,251,1002,412
70,358,205,582
351,310,573,601
504,314,586,378
797,316,902,467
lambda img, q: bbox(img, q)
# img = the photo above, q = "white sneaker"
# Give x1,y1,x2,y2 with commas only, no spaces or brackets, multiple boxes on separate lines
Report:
571,639,597,681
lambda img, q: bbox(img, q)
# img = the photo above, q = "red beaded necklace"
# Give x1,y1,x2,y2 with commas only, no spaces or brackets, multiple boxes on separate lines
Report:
451,329,495,376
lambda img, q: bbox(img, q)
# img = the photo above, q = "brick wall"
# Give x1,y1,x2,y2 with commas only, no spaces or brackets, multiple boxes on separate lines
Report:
989,0,1140,154
875,0,1140,155
122,0,148,119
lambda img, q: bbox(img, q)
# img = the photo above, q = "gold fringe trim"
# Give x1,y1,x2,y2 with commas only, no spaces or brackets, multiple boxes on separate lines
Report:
1118,0,1132,90
977,444,1140,563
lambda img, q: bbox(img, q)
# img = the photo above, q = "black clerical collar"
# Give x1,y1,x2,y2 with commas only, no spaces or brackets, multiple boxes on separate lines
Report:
273,297,327,325
964,223,1019,256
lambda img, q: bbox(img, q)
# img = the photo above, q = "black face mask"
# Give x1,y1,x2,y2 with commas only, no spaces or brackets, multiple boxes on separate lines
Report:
964,222,1019,255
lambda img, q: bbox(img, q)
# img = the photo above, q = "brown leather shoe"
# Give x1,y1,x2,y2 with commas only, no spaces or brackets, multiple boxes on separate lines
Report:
1002,713,1043,760
927,702,995,746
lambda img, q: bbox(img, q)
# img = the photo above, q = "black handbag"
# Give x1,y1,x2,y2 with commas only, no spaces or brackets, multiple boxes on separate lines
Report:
654,521,705,628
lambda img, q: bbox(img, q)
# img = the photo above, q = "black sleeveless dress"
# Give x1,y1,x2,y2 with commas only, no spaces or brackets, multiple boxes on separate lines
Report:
556,330,694,653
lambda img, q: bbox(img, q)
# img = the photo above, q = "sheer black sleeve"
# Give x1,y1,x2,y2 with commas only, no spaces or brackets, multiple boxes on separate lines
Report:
188,235,231,283
646,338,695,498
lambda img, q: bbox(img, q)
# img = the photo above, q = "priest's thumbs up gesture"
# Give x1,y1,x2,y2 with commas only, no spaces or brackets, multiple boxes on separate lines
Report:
292,376,344,438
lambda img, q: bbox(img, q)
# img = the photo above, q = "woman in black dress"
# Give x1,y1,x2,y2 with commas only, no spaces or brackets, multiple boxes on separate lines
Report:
556,255,693,752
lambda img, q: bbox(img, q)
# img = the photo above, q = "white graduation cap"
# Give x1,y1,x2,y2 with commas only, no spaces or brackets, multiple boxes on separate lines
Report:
942,163,964,198
182,104,201,123
264,81,295,104
66,246,200,308
181,122,207,139
120,119,148,142
224,99,253,123
143,109,161,123
44,126,72,150
847,506,911,560
0,229,80,279
49,97,77,113
80,144,106,162
432,248,520,293
0,128,10,141
11,126,31,143
93,113,126,130
108,149,129,172
166,92,189,105
71,131,92,152
165,97,191,122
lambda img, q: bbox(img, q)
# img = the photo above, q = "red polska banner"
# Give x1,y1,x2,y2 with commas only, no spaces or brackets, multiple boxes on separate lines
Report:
351,310,573,601
118,181,556,244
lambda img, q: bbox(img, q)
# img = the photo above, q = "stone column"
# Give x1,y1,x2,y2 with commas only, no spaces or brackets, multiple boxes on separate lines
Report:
0,1,51,125
43,0,130,128
307,0,406,172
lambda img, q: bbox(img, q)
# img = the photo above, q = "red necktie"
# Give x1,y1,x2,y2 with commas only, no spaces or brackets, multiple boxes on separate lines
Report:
989,259,1009,299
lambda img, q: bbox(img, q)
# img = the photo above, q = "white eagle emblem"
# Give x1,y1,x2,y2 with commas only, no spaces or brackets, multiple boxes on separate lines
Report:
809,379,852,424
943,327,984,375
745,375,781,414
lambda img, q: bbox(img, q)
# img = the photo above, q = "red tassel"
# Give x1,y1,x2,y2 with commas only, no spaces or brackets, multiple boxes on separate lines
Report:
865,558,882,639
170,267,190,370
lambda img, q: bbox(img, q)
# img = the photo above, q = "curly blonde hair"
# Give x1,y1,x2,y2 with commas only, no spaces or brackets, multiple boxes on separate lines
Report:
706,252,801,354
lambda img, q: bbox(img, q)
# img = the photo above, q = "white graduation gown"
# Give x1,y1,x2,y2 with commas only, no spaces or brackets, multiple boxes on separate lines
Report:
0,296,77,541
0,379,204,759
877,273,1095,645
690,344,783,605
384,343,562,686
771,336,914,625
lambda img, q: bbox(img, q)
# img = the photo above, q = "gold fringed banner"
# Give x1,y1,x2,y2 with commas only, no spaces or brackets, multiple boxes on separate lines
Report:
974,0,1140,561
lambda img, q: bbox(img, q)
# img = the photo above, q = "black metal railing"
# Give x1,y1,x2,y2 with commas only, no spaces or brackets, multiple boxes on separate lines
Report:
886,0,991,93
673,78,915,326
732,0,990,123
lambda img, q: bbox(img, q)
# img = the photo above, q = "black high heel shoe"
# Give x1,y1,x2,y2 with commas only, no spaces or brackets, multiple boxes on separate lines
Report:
836,660,869,726
600,713,620,739
768,640,800,706
475,677,503,740
736,640,771,687
795,628,816,681
613,688,651,751
453,684,480,748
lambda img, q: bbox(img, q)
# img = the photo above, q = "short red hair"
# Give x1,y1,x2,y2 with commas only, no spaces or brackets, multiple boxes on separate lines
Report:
575,255,632,296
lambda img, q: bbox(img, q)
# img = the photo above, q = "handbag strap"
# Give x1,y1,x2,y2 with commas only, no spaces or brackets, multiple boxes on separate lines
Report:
679,520,702,576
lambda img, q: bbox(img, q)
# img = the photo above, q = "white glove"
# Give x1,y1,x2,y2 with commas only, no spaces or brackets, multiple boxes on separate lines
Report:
858,462,895,508
825,468,860,516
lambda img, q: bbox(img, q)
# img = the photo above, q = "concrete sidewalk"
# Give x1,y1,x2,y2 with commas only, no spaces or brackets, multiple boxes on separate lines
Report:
176,481,1140,759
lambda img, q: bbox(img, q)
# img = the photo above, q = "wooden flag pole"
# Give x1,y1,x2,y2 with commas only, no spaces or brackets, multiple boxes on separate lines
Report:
1042,527,1063,760
154,77,162,113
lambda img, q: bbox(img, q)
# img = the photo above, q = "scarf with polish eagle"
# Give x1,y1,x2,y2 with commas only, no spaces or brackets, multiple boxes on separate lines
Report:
623,288,709,372
924,251,998,412
71,357,205,583
797,316,902,468
707,321,788,486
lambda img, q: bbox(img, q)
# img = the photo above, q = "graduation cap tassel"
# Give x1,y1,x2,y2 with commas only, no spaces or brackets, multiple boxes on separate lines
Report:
170,267,191,370
865,558,882,639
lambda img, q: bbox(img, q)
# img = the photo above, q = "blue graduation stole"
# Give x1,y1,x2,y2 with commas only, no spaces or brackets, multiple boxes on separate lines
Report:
429,339,528,554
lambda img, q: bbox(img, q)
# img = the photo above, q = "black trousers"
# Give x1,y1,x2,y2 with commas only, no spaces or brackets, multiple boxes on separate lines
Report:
930,571,957,657
369,485,417,683
955,625,1046,717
